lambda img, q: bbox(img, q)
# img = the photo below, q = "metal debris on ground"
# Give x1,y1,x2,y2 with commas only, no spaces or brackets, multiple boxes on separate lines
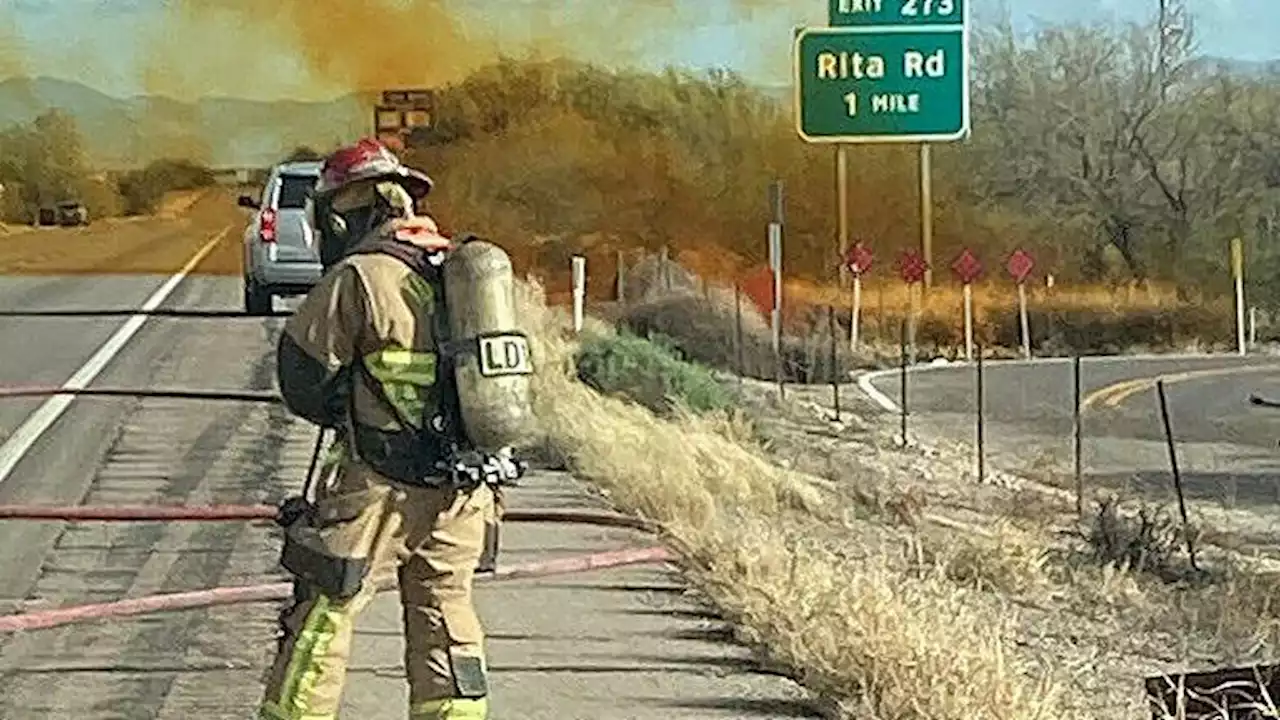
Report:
1146,663,1280,719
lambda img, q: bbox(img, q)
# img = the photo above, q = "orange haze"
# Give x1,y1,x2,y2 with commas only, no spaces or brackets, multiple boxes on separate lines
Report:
147,1,797,100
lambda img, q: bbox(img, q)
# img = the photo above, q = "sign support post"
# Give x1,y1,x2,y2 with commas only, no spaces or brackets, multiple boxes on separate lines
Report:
950,248,982,361
844,243,873,353
1017,281,1031,360
769,224,782,353
897,251,929,364
963,283,974,360
852,273,863,351
1007,249,1035,360
768,182,784,356
1232,236,1246,356
920,143,934,290
836,144,850,285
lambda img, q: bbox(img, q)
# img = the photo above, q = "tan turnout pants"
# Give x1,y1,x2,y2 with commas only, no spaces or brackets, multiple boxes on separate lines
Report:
257,458,494,720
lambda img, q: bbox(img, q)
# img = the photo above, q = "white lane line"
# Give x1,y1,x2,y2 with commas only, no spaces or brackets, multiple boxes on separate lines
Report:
855,370,899,412
0,226,231,485
853,352,1275,414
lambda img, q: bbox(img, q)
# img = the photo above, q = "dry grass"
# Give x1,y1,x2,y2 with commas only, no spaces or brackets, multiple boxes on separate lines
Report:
589,253,1238,361
518,275,1073,719
788,276,1181,317
583,331,1280,717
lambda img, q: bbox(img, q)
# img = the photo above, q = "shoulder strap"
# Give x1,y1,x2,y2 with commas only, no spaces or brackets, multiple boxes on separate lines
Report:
349,237,440,284
347,237,470,451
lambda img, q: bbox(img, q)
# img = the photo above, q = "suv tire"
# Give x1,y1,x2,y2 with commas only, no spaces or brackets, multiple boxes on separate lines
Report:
243,279,273,316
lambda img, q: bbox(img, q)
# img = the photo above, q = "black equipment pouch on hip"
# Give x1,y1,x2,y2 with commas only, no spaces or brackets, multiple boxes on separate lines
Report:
275,491,378,602
279,522,368,601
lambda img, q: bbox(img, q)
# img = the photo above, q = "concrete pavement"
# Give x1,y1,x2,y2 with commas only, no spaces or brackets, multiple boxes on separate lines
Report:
0,248,818,716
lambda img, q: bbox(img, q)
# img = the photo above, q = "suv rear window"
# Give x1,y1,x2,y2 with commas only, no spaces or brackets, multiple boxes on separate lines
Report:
276,174,316,209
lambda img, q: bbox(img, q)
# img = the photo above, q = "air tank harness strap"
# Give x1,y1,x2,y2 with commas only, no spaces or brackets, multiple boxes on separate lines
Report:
347,235,526,490
354,344,527,490
352,354,464,489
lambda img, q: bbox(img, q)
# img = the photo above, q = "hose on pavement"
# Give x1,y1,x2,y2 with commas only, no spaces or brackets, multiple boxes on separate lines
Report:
0,504,660,531
0,385,281,403
0,387,674,633
0,506,672,633
0,309,292,318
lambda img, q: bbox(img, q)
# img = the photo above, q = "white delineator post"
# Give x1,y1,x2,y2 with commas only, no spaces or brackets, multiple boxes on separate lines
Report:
571,255,586,334
769,222,783,354
1232,237,1246,356
962,281,974,362
1249,306,1258,349
850,272,862,352
1017,281,1031,360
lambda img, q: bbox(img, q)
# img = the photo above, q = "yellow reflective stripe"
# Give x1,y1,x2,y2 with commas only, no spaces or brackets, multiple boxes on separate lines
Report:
410,697,489,720
403,272,435,311
367,348,437,385
266,595,347,719
363,344,437,426
318,439,346,474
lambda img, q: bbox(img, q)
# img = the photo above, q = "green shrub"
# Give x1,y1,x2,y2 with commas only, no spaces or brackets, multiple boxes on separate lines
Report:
575,331,735,415
116,158,216,215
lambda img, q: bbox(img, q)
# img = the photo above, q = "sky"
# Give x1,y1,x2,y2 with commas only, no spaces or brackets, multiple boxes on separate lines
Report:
0,0,1274,102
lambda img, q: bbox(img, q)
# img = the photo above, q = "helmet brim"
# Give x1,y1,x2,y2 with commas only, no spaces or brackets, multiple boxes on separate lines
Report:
395,167,434,198
315,166,434,201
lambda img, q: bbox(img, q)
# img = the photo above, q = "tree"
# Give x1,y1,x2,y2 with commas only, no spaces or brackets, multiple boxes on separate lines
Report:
283,145,324,162
958,15,1279,287
0,110,102,222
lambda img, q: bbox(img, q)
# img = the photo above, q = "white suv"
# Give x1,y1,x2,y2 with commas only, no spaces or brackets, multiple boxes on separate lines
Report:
238,161,324,315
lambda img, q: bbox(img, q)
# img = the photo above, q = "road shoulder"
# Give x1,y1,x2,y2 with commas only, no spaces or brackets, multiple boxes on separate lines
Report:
341,470,822,719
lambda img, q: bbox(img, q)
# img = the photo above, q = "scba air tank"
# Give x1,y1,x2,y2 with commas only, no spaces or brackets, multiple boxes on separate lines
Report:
442,237,536,453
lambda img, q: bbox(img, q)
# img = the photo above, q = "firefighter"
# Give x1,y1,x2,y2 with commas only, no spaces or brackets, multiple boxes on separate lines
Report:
259,138,527,720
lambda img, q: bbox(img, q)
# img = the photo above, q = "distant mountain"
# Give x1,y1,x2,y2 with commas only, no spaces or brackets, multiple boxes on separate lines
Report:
0,76,369,169
1,54,1269,170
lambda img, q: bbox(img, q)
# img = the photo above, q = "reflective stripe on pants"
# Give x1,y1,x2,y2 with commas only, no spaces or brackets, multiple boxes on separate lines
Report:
411,697,489,719
257,463,492,719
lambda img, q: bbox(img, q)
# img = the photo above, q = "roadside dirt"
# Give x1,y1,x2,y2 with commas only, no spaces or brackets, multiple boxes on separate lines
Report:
0,189,245,277
735,378,1280,719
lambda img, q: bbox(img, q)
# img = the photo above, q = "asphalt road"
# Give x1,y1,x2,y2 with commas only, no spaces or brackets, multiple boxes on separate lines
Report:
863,355,1280,550
0,229,814,717
0,264,243,607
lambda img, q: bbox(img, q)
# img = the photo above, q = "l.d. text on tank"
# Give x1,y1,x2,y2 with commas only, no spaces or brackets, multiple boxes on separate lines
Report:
478,334,532,377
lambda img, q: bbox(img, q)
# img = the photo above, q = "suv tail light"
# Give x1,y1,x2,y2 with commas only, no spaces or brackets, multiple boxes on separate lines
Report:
259,209,277,243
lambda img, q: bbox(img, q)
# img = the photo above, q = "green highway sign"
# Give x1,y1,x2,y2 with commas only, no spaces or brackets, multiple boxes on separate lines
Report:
795,8,969,144
829,0,964,27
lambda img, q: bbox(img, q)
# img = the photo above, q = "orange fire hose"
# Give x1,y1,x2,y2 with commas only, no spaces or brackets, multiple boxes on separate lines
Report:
0,383,674,633
0,506,671,633
0,309,292,318
0,385,281,403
